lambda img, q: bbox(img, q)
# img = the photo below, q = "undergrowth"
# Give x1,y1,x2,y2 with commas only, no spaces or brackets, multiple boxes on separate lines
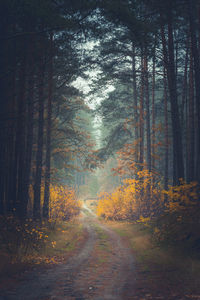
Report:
0,216,85,277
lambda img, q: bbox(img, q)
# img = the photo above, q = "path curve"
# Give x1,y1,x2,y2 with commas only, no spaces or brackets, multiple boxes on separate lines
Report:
0,205,135,300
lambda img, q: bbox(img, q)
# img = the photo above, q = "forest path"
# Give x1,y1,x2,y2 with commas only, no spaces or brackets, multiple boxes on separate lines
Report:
0,204,135,300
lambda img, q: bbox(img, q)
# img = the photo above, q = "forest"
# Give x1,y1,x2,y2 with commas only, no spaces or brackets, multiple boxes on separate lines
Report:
0,0,200,299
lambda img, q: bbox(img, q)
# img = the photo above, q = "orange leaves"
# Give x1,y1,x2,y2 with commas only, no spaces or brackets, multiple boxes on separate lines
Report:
98,163,200,246
49,185,81,222
0,216,50,260
149,180,200,243
97,169,163,221
52,147,71,155
114,142,142,176
51,241,57,248
97,184,135,220
164,180,200,213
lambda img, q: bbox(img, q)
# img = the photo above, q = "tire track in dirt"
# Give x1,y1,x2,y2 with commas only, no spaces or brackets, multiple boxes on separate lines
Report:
70,204,135,300
0,205,135,300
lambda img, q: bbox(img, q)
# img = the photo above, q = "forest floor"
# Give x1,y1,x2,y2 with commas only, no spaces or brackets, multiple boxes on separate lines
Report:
0,202,200,300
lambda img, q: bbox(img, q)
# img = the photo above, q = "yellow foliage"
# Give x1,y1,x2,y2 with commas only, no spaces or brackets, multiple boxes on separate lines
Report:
29,184,81,221
138,216,151,225
97,170,163,220
49,185,81,221
164,180,199,213
151,181,200,243
97,168,200,249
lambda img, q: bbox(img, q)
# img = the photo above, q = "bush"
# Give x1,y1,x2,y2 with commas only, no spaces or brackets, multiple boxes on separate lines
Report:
0,185,81,262
0,216,49,260
152,181,200,246
49,185,81,222
97,170,163,220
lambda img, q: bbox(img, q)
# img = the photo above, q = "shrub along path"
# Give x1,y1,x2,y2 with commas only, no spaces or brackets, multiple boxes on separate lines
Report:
0,204,200,299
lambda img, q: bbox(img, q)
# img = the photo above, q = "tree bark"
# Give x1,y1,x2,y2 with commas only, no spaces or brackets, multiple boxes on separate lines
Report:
43,33,54,219
6,31,17,213
139,54,144,171
132,44,139,165
15,36,28,216
0,18,9,215
33,40,45,220
161,13,184,185
21,35,36,218
152,38,156,172
164,68,169,202
144,49,151,172
188,0,200,183
187,46,195,182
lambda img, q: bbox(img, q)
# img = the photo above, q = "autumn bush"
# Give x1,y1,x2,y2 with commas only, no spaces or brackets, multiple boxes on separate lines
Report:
152,181,200,246
0,216,49,260
29,184,81,222
97,170,163,220
49,185,81,222
0,185,81,262
97,170,200,248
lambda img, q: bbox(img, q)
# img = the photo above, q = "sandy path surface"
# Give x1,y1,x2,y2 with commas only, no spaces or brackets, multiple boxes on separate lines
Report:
0,205,135,300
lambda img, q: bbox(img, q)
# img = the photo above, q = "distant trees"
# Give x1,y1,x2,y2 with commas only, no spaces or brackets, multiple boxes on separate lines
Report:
90,0,200,191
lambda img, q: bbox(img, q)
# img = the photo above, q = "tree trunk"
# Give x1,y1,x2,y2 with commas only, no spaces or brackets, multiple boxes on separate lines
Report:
161,14,184,185
181,38,189,129
152,39,156,172
22,35,36,218
33,43,45,220
164,68,169,202
144,49,151,172
139,54,144,171
43,33,53,219
132,44,139,165
15,37,27,216
6,32,17,213
187,46,195,182
0,19,9,215
188,0,200,183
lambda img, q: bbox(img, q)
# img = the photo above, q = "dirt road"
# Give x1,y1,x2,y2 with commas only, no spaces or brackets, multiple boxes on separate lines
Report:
0,205,135,300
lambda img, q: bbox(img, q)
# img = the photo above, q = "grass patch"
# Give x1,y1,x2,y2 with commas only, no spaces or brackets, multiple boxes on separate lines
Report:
107,221,200,294
93,224,111,265
94,225,110,250
42,219,84,259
